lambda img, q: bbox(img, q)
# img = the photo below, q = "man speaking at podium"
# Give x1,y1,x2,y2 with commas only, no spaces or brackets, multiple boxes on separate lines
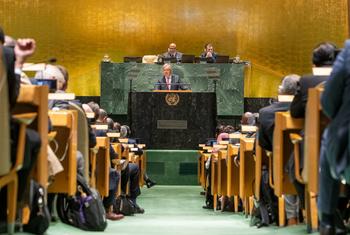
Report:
155,63,188,90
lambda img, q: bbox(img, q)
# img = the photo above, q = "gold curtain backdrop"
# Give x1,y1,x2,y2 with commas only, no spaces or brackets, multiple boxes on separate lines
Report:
1,0,348,97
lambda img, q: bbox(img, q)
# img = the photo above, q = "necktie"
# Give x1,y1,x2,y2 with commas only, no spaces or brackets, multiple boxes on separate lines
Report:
166,77,170,90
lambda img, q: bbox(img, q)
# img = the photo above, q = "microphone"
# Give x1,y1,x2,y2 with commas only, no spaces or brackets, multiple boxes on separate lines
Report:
46,57,57,63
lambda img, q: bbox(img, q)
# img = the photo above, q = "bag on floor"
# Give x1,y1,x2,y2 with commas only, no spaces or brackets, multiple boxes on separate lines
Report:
114,195,135,216
57,175,107,231
23,180,51,235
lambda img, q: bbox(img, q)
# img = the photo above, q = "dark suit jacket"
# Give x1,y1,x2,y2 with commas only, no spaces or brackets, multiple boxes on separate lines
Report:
4,46,20,110
200,52,217,63
258,101,291,151
321,40,350,178
155,74,187,90
162,51,183,61
290,74,328,118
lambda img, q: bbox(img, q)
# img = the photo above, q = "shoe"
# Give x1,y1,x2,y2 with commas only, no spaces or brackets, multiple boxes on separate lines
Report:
202,205,213,209
146,179,156,188
200,191,205,195
320,224,335,235
106,211,124,221
134,204,145,214
287,217,298,226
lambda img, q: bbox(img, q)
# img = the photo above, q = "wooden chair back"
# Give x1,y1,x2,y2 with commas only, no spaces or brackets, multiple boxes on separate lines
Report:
273,112,303,197
69,101,90,184
95,137,111,197
48,110,77,196
304,87,326,194
14,85,49,187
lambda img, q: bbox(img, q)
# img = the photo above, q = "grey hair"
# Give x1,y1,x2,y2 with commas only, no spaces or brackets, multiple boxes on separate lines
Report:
162,63,172,71
278,74,300,95
245,112,256,126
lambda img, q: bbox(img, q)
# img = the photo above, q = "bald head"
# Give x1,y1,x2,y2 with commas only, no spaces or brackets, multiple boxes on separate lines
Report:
168,43,177,55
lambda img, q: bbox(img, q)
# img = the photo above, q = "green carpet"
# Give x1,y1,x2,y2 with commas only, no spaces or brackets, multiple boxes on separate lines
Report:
17,186,312,235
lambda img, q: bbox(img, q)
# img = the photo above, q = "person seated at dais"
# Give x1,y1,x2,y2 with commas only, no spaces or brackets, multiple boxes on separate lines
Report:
155,63,188,90
200,43,217,63
162,43,182,62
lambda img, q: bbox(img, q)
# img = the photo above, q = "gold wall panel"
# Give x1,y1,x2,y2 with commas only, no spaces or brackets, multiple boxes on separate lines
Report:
1,0,348,97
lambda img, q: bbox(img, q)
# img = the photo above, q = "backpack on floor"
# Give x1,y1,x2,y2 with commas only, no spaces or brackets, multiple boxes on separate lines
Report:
114,195,135,216
56,175,107,231
23,180,51,235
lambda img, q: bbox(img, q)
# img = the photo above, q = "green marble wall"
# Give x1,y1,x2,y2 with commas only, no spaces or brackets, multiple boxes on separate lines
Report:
146,150,198,185
101,62,244,116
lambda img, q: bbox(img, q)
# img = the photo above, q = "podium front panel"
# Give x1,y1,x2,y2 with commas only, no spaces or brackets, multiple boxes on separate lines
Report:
130,92,216,149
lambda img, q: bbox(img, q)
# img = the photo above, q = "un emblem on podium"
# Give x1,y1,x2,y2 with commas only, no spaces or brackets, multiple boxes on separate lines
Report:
165,93,180,106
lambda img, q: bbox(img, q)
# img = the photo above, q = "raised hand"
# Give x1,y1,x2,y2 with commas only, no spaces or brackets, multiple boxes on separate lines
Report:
14,38,36,68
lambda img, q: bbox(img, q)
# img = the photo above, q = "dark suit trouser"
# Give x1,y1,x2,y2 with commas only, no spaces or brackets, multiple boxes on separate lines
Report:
318,128,340,215
103,169,120,208
121,163,140,201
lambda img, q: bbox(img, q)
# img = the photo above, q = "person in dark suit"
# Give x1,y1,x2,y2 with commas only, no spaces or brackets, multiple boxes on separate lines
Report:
290,42,337,118
258,74,300,151
0,27,41,226
162,43,182,62
200,43,217,63
155,63,187,90
258,74,300,225
287,42,337,214
318,40,350,235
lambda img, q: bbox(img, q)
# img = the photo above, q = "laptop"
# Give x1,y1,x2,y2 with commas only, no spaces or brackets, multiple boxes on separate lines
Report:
124,56,142,63
215,55,230,63
180,54,195,63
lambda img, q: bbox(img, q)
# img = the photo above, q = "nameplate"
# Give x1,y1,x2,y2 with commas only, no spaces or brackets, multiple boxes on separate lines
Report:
93,124,108,130
213,144,227,149
137,144,146,149
241,125,257,132
48,93,75,100
277,95,294,102
85,112,95,118
219,141,229,145
157,120,187,129
119,138,129,143
106,132,120,138
312,67,332,76
130,147,139,152
229,133,241,139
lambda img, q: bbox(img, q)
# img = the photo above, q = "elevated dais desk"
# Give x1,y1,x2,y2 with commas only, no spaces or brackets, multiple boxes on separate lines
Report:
129,91,216,149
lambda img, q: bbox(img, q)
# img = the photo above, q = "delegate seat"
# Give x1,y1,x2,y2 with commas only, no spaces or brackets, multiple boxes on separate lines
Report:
272,111,303,226
48,110,78,196
13,85,49,187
